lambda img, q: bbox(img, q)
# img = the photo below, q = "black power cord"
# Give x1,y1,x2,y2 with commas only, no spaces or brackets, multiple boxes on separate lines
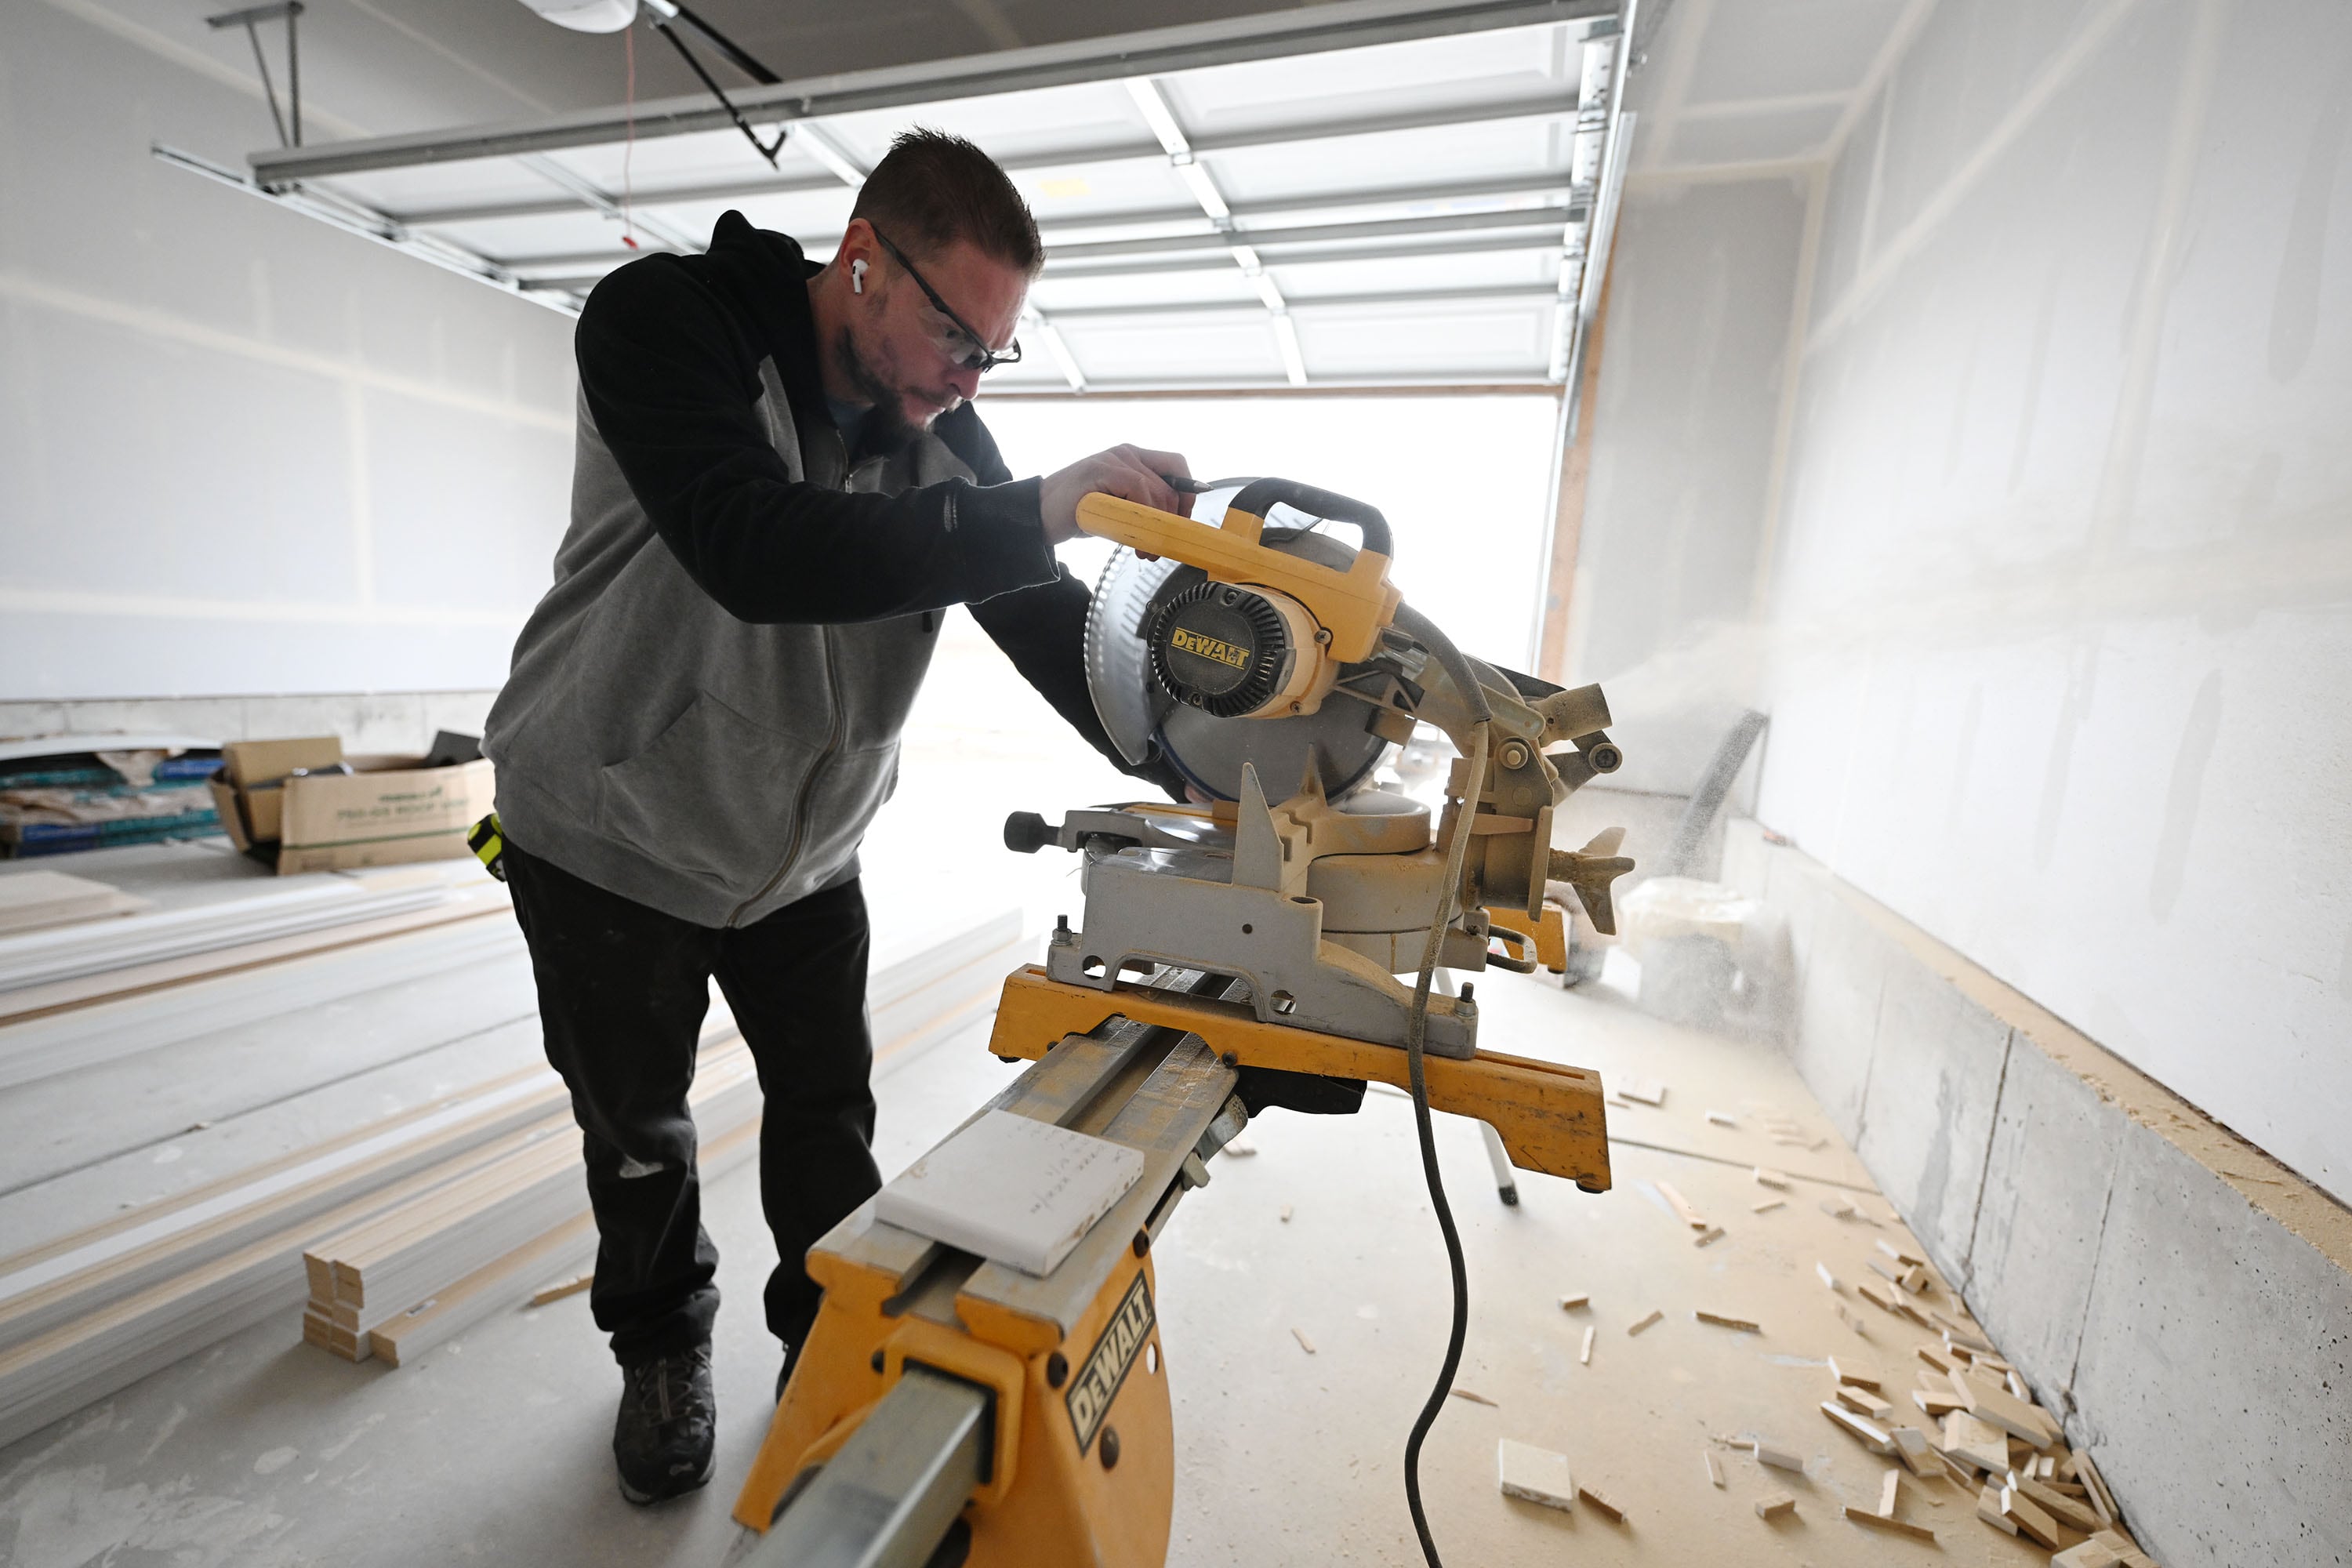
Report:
1388,605,1500,1568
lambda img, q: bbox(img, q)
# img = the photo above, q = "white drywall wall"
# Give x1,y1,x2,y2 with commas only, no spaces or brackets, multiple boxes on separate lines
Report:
0,0,579,702
1563,174,1806,797
1752,0,2352,1202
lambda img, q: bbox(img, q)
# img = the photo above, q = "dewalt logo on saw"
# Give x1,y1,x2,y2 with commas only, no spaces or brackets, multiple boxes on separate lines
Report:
1066,1272,1156,1455
1167,626,1251,670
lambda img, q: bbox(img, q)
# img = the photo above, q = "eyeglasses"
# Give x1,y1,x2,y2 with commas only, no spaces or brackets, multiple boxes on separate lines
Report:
869,228,1024,375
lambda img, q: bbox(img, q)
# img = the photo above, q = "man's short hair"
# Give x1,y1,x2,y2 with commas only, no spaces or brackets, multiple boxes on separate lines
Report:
849,128,1043,277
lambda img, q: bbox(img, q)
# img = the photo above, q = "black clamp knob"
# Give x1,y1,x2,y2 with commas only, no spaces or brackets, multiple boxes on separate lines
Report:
1003,811,1057,854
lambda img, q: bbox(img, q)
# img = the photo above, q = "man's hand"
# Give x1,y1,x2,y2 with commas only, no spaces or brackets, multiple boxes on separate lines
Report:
1039,445,1192,546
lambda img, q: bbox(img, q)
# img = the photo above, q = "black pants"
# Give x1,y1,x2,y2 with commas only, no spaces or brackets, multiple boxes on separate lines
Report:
504,837,879,1366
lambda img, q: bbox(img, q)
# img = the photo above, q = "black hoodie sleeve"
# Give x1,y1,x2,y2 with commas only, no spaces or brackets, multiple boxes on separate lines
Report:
942,408,1192,801
575,255,1057,625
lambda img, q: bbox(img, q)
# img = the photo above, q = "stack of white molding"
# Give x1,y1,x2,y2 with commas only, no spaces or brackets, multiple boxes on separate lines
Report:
0,917,526,1093
869,907,1029,1071
0,868,514,1029
0,866,472,993
0,896,1033,1444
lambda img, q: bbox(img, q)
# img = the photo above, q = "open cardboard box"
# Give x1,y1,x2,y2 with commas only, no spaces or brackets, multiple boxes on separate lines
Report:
209,736,492,874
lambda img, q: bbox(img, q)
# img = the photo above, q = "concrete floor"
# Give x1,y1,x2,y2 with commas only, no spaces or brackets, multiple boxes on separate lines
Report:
0,946,2066,1568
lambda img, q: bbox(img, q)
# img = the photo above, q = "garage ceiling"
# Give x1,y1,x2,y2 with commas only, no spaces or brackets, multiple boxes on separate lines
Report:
162,0,1637,393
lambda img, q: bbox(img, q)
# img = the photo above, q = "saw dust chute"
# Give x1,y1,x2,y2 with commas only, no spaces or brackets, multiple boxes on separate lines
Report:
1014,476,1636,1059
731,480,1636,1568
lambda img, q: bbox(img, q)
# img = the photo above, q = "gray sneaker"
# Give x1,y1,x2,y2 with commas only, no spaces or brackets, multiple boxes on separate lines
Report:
614,1343,716,1505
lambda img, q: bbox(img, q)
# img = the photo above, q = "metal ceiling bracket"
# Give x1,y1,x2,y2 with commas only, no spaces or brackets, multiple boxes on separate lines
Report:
206,1,304,150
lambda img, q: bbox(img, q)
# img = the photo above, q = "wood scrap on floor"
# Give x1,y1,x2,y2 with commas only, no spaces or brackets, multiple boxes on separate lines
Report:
1575,1482,1625,1523
1842,1502,1936,1541
1626,1308,1663,1336
1754,1490,1795,1520
1751,1199,1784,1214
1495,1438,1574,1511
1655,1180,1708,1229
1617,1076,1667,1107
526,1271,593,1308
1693,1308,1759,1332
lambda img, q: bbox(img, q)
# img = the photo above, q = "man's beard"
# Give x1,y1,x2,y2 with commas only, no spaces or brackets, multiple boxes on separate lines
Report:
833,325,927,451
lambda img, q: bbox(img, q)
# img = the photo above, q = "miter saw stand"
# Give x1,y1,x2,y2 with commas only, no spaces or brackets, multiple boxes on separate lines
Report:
723,480,1636,1567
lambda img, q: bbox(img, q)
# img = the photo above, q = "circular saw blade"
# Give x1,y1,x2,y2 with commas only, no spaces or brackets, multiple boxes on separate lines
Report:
1083,546,1182,768
1082,512,1393,801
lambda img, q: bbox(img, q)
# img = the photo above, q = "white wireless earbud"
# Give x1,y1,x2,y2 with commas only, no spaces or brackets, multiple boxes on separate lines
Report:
850,258,867,294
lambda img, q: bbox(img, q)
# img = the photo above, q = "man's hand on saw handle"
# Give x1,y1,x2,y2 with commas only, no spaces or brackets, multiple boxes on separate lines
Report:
1040,445,1192,545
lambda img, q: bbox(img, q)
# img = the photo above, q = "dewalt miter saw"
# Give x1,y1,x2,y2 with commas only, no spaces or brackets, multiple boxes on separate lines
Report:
727,481,1634,1568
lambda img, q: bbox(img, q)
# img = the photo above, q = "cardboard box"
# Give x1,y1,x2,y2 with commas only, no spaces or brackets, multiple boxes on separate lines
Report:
210,737,492,874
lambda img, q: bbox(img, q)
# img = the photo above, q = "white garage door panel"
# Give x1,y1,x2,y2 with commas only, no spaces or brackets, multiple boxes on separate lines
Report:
1296,299,1556,376
220,2,1633,390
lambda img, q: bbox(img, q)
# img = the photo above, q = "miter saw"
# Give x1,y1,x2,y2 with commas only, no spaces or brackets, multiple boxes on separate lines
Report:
726,480,1635,1568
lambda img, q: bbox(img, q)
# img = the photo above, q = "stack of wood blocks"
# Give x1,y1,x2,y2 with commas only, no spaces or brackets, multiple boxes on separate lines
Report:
299,1043,761,1367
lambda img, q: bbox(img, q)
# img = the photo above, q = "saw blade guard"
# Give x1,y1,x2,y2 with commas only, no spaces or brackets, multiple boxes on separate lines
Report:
1082,481,1397,803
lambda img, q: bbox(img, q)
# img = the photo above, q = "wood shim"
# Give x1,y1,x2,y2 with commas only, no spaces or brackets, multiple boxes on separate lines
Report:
1655,1181,1708,1229
1878,1468,1901,1515
1579,1326,1595,1365
1693,1226,1726,1247
1617,1076,1666,1107
2009,1471,2102,1532
1947,1369,2061,1447
1703,1449,1724,1488
1843,1504,1935,1542
1835,1385,1893,1421
1751,1199,1785,1214
1819,1400,1894,1454
1889,1424,1936,1475
1450,1387,1497,1406
1290,1327,1316,1354
1497,1439,1575,1511
2076,1449,2120,1523
1576,1483,1625,1523
1941,1410,2011,1472
1693,1309,1759,1333
528,1272,593,1308
1752,1167,1790,1189
1828,1353,1881,1390
1558,1293,1589,1311
1999,1483,2063,1548
1626,1308,1663,1337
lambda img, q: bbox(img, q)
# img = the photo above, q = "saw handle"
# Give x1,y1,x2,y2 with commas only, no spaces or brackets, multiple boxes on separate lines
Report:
1225,478,1393,557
